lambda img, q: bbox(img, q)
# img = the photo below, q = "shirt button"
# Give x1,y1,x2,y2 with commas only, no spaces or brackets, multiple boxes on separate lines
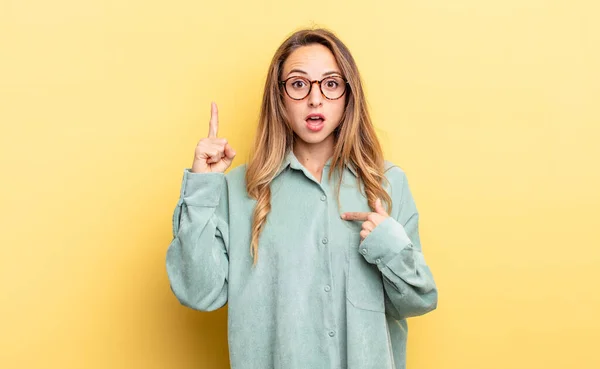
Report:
328,330,336,337
324,285,331,292
322,237,328,244
376,258,381,264
360,248,368,255
320,194,327,201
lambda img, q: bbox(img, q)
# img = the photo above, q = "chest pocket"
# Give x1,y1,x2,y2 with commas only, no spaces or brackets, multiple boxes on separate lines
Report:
346,232,386,313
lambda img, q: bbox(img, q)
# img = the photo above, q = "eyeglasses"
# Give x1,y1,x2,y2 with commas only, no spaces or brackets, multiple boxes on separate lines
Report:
280,75,349,100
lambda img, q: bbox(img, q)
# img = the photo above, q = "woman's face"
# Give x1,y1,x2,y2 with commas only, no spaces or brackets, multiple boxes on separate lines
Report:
281,44,347,148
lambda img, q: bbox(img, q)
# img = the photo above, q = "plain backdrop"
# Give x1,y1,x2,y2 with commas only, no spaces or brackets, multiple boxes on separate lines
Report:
1,1,599,368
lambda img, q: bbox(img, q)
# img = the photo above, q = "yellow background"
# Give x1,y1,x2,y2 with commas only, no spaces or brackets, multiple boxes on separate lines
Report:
1,0,599,368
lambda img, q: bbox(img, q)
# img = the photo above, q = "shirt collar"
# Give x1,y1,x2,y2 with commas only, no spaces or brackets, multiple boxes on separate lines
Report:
274,150,358,178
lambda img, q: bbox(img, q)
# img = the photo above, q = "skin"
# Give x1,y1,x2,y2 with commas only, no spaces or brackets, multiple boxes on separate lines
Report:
279,44,390,240
191,45,389,241
190,102,236,174
280,44,346,183
342,198,390,241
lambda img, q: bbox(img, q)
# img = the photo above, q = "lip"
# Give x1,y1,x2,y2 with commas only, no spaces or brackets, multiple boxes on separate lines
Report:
305,120,324,132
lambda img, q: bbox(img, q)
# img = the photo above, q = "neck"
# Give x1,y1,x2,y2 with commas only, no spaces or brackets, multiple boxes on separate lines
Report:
292,135,335,177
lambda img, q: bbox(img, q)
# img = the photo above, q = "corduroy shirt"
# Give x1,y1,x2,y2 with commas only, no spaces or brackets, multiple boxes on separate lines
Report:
166,150,437,369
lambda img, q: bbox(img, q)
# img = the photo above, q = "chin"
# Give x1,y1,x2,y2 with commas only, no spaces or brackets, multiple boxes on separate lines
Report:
295,132,333,145
300,137,325,145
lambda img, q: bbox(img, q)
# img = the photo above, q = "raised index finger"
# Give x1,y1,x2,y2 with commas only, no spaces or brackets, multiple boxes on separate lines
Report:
208,101,219,138
342,212,371,221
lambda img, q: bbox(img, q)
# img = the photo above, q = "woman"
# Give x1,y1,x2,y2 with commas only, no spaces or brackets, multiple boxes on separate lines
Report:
166,28,437,369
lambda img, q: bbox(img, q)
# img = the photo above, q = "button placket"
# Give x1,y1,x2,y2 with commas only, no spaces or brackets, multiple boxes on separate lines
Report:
318,184,336,348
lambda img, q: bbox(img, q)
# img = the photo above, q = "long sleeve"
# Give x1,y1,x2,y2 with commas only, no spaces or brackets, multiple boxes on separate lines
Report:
166,169,230,311
359,168,438,319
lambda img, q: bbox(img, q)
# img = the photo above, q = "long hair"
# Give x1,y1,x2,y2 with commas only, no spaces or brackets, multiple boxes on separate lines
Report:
245,28,392,265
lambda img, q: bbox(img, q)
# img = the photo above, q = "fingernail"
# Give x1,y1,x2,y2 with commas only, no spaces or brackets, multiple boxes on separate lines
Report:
341,213,346,219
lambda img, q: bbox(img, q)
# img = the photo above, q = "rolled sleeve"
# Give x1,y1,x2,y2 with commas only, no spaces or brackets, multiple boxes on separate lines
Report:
181,169,225,207
359,217,413,267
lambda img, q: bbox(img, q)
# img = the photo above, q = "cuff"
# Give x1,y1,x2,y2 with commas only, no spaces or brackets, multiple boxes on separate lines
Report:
359,217,413,266
179,168,225,207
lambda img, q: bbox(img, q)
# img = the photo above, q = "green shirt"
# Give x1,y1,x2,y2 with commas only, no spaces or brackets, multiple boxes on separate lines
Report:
166,150,437,369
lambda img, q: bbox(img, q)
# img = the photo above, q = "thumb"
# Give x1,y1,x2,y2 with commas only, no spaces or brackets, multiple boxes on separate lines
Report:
211,143,236,173
375,198,388,216
223,143,236,160
220,143,236,167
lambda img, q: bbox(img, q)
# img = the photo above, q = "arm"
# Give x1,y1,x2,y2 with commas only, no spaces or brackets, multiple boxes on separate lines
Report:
165,169,229,311
359,168,438,319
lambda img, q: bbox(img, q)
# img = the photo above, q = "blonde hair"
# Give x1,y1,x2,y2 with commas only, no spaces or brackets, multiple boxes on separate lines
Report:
245,28,392,265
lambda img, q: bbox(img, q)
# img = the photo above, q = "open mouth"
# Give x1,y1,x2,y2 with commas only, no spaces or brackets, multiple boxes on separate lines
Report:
305,115,325,132
306,117,324,124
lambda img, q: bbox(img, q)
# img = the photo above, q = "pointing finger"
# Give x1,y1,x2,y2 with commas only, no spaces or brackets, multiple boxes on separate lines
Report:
341,212,371,221
208,101,219,138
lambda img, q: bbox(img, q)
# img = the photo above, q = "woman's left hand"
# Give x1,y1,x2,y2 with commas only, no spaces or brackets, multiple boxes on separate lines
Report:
342,198,390,240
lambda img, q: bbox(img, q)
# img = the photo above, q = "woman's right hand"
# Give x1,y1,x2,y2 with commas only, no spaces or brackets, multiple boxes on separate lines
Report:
191,102,236,173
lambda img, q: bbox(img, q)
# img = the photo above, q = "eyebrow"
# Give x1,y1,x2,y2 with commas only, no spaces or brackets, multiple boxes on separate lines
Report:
286,69,342,78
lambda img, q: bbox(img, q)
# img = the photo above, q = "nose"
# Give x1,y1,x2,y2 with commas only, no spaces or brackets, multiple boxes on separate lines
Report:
307,81,323,107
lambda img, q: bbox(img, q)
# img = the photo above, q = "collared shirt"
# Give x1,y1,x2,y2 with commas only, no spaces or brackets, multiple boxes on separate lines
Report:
166,150,437,369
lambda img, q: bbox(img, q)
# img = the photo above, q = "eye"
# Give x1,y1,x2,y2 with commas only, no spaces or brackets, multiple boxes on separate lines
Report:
325,80,339,88
290,79,307,89
323,77,345,90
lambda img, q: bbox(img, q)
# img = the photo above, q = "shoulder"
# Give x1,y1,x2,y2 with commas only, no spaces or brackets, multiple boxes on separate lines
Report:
225,163,247,180
382,160,418,205
224,164,249,194
224,163,248,187
383,160,408,187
